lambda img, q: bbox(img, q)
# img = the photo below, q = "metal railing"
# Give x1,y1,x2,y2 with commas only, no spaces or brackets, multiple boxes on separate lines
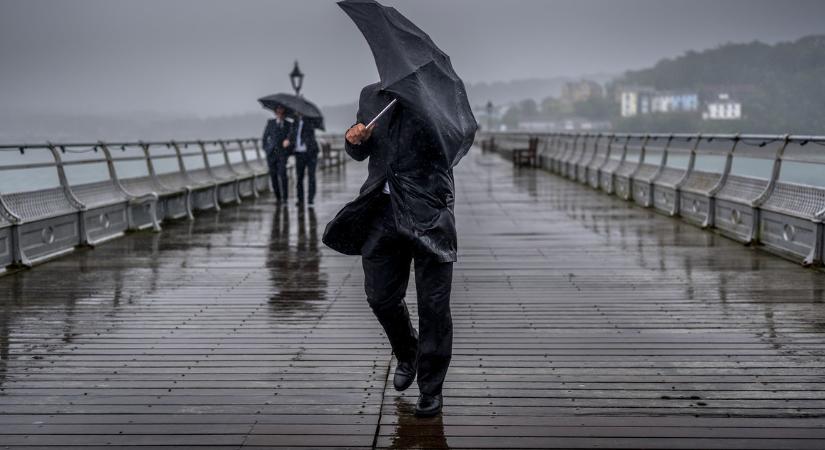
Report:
0,135,347,273
480,131,825,267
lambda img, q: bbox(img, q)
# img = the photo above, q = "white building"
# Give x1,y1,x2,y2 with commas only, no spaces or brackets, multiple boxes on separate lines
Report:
620,87,655,117
703,94,742,120
651,92,699,113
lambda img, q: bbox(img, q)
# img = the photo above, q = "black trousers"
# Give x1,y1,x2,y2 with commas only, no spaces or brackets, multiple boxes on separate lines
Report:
294,152,317,203
361,195,453,395
267,151,289,201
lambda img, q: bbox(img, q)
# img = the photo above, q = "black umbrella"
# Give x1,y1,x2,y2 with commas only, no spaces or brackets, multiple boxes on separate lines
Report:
338,0,477,168
258,93,325,130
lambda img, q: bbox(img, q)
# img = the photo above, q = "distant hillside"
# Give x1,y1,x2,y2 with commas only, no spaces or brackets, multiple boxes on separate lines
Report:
616,35,825,134
319,74,618,132
466,74,614,109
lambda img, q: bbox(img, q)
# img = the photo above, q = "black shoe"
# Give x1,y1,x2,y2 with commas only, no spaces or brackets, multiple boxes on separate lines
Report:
393,360,416,391
414,393,442,417
295,200,304,207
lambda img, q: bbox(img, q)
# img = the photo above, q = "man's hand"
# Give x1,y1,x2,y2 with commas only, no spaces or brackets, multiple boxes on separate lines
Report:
282,139,290,148
345,123,374,145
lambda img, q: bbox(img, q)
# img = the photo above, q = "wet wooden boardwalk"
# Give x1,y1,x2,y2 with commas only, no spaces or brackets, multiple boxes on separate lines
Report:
2,148,825,448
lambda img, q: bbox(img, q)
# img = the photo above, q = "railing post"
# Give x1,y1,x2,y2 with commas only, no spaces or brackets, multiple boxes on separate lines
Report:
100,141,161,232
140,142,159,180
236,139,253,168
753,134,790,208
674,133,702,190
750,135,791,244
571,133,587,179
197,141,215,177
170,141,187,175
47,143,89,246
596,134,616,174
170,141,195,220
705,134,741,228
47,143,86,212
583,133,602,172
97,141,120,186
218,140,242,204
650,134,675,184
629,134,651,180
236,139,260,199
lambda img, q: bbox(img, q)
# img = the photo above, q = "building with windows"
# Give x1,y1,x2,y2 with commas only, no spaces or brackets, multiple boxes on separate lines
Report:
702,93,742,120
561,80,604,104
651,91,699,113
620,87,655,117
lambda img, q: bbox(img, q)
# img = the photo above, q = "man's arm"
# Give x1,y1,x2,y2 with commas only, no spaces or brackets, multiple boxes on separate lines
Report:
345,122,375,161
280,124,293,151
262,121,275,154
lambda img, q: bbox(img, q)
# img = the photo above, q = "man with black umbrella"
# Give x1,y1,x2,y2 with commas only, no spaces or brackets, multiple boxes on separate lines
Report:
337,84,454,417
261,105,292,203
325,0,477,418
258,93,326,206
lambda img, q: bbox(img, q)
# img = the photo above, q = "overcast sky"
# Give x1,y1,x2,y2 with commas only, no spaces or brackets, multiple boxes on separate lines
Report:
1,0,823,117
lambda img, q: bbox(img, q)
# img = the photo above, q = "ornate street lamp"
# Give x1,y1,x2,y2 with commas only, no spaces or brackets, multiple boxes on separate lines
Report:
290,61,305,96
486,101,494,131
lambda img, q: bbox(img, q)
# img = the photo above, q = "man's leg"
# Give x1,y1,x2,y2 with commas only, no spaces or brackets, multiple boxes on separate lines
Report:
277,153,289,201
306,153,317,205
294,153,306,204
413,252,453,396
267,153,282,200
361,198,418,365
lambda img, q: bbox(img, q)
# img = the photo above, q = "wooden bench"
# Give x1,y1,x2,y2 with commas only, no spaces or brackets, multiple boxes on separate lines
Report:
320,141,343,170
512,136,539,168
481,137,496,153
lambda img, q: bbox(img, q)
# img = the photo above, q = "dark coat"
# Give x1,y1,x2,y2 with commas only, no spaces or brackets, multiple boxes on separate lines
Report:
289,118,320,157
262,118,293,156
322,83,457,263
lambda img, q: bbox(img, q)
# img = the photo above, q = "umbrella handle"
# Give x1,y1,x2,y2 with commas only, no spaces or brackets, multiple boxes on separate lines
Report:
366,98,397,128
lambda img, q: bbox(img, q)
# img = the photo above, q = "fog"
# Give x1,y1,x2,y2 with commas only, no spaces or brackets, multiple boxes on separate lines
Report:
1,0,823,138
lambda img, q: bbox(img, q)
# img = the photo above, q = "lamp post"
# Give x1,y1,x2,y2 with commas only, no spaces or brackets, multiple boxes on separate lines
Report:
486,101,494,131
290,61,305,97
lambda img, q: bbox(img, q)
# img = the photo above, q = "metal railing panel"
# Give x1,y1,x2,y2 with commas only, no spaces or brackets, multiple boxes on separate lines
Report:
754,138,825,265
613,135,647,200
587,135,613,189
485,131,825,267
598,135,629,194
0,216,12,272
224,141,257,198
0,138,268,273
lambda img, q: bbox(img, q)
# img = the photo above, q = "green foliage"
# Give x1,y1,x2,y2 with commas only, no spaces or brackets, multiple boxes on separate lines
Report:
573,97,616,121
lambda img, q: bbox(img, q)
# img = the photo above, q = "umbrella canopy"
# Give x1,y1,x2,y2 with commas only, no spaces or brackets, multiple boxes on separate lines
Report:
258,93,325,130
338,0,477,168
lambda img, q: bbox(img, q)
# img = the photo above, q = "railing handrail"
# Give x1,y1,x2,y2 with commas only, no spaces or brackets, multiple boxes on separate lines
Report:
0,137,261,151
480,131,825,144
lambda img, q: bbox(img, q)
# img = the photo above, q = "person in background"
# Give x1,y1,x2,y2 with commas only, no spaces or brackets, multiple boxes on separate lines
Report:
290,113,320,207
261,105,293,204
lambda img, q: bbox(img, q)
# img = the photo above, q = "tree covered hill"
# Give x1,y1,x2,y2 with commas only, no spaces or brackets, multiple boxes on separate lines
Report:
616,35,825,134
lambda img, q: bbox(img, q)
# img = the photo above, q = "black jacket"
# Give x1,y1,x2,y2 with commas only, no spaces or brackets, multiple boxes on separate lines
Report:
289,118,320,157
322,83,457,263
262,118,293,156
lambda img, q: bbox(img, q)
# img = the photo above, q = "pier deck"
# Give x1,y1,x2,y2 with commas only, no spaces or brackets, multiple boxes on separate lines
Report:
2,149,825,448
